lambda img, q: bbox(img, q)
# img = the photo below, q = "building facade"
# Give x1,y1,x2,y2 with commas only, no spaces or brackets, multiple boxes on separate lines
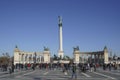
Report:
14,46,50,65
73,46,109,64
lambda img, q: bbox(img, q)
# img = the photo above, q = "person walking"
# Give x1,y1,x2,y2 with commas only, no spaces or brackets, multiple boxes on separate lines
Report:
71,63,77,79
8,64,12,74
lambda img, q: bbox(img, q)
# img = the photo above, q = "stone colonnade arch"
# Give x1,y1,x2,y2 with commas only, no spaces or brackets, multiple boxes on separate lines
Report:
14,46,50,65
73,46,109,64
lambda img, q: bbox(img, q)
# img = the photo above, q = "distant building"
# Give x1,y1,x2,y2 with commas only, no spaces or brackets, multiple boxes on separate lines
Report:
14,46,50,65
73,46,109,64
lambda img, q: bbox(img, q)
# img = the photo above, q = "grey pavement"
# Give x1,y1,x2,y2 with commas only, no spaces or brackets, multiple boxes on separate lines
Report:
0,68,120,80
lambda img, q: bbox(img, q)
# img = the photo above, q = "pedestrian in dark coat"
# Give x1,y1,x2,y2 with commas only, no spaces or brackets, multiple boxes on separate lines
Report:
71,63,77,79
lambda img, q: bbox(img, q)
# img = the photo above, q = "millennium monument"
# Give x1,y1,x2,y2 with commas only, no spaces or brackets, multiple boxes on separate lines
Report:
13,16,109,65
58,16,64,58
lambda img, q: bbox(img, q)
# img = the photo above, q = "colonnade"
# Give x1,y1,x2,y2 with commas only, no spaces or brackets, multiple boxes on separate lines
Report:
14,46,50,65
79,52,104,64
73,46,109,64
18,52,44,64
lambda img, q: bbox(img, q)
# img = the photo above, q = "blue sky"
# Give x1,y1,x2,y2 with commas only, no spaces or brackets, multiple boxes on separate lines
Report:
0,0,120,57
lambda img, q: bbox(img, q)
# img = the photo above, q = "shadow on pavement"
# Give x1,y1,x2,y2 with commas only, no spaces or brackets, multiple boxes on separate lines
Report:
34,77,51,80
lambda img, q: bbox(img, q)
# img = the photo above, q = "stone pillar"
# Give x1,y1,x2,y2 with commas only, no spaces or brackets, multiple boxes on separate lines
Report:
90,54,92,63
82,54,84,63
29,54,32,63
101,53,104,63
43,50,50,63
39,56,41,63
98,54,100,64
104,46,109,64
79,53,81,63
83,54,85,63
86,54,89,63
94,54,96,63
73,50,80,64
21,53,24,64
14,46,20,65
18,53,21,64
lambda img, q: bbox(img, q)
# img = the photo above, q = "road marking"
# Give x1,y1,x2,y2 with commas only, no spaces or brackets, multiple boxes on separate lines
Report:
15,75,21,78
93,72,116,79
0,74,10,78
0,70,30,78
23,71,36,76
45,77,109,80
43,72,48,75
81,72,91,77
16,71,34,78
100,70,120,75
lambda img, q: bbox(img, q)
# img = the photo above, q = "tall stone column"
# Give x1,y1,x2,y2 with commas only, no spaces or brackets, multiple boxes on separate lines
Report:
58,16,64,58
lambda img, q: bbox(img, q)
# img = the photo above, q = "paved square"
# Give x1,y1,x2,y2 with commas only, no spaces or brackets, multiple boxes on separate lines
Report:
0,69,120,80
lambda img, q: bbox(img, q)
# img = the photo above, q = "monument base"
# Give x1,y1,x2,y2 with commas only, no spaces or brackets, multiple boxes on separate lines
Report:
53,60,70,64
58,50,64,58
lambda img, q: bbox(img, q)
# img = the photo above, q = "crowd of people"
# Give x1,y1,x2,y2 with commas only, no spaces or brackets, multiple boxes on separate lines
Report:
0,62,120,79
0,63,15,74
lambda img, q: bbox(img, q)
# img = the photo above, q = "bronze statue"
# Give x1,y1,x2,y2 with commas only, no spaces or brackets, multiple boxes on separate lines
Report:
44,46,49,51
73,46,79,51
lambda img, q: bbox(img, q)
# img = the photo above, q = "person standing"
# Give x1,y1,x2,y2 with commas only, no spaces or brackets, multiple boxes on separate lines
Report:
71,63,77,79
109,63,112,71
25,63,28,70
103,63,106,70
93,63,96,71
11,63,15,73
8,65,12,74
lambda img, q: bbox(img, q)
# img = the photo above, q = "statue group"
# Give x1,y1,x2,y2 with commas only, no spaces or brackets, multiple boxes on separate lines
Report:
73,46,79,51
44,47,49,51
